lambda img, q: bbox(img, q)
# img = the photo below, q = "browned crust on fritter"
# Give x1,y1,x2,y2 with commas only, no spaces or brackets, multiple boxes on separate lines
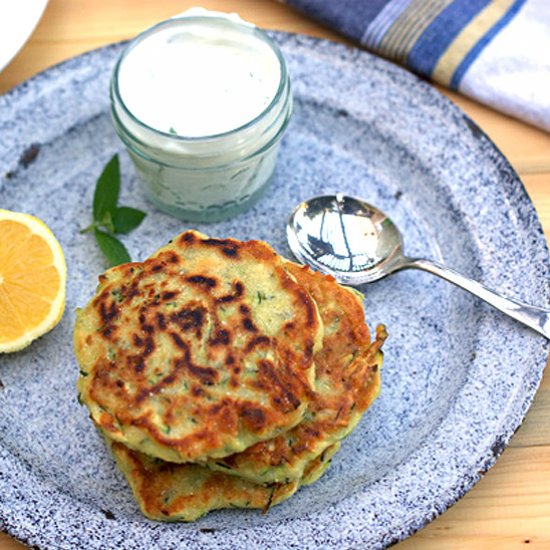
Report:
75,232,321,462
110,441,298,521
211,264,386,480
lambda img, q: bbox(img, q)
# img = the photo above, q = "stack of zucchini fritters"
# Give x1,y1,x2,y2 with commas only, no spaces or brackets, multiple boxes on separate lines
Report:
74,230,386,521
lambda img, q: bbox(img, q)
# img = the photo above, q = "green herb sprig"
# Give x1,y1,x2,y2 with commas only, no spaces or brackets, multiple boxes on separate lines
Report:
80,154,146,267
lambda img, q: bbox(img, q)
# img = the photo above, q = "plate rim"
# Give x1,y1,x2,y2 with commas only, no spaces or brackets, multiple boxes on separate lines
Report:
0,31,549,549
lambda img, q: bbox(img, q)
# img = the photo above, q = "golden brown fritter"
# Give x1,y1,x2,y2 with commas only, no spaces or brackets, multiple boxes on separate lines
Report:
75,231,323,463
207,263,386,483
109,440,340,522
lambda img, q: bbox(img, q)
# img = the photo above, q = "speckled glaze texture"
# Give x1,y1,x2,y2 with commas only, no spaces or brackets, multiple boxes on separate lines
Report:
0,34,548,549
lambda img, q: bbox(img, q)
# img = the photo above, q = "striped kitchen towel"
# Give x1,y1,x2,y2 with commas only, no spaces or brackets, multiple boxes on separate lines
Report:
282,0,550,132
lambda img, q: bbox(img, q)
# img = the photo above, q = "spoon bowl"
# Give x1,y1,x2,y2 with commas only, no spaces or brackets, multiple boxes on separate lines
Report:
287,194,405,285
287,194,550,338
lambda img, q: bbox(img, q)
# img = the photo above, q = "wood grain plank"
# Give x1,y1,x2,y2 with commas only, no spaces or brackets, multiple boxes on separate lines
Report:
0,535,24,550
398,446,550,549
509,355,550,449
497,173,550,448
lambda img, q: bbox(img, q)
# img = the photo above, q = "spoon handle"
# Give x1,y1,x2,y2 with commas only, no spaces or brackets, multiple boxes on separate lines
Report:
402,257,550,339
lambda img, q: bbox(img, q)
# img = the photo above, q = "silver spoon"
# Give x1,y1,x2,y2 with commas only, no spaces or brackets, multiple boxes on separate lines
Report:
287,194,550,339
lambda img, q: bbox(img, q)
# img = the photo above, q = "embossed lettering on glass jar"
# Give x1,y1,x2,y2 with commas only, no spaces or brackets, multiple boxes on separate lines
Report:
110,16,292,222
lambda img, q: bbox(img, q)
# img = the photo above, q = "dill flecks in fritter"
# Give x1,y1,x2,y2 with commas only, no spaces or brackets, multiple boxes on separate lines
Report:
75,231,323,463
74,231,386,522
206,262,386,484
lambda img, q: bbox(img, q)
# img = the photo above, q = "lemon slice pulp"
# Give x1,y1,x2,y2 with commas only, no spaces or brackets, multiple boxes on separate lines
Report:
0,209,67,353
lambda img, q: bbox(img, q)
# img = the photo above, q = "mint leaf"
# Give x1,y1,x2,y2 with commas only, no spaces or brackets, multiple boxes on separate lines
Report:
79,222,97,234
101,210,116,234
94,229,131,267
112,206,147,234
85,153,147,266
93,154,120,223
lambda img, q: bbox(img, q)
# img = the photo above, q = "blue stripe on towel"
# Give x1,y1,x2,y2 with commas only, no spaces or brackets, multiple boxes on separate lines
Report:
362,0,413,49
450,0,528,88
406,0,490,76
286,0,392,42
283,0,530,92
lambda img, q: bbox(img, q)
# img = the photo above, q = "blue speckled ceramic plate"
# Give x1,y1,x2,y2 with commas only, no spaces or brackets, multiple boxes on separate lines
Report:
0,33,548,549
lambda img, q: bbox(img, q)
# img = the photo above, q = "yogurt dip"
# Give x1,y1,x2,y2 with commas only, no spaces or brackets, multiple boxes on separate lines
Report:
118,18,281,137
110,14,292,222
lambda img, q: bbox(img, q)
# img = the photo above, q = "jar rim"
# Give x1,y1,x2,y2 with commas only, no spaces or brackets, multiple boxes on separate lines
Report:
110,86,293,170
110,15,289,143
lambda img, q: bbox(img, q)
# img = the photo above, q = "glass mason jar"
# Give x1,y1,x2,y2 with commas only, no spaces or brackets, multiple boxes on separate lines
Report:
110,15,292,223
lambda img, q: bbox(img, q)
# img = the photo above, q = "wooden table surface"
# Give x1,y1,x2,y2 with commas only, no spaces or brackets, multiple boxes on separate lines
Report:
1,1,549,548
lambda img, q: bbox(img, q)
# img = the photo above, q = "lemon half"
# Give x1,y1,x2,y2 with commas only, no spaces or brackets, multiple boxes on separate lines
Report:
0,209,67,353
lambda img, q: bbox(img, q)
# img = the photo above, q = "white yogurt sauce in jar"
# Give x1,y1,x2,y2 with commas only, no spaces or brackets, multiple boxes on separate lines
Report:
110,13,292,222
